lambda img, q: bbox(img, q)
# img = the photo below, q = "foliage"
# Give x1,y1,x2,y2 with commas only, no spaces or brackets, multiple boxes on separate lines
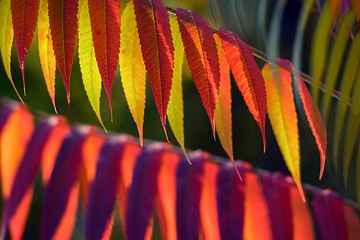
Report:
0,103,358,239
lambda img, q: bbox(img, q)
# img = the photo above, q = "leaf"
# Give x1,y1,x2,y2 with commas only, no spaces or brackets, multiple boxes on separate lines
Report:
294,76,327,179
216,163,245,239
261,173,294,239
311,190,348,239
78,0,105,129
0,105,34,240
214,34,233,161
244,172,271,239
219,29,267,151
351,0,360,18
38,0,57,112
343,68,360,184
155,150,180,240
167,16,186,157
120,0,146,146
200,161,221,239
176,8,220,135
322,11,355,121
176,152,204,239
262,63,304,201
40,129,88,239
48,0,79,102
11,0,40,93
86,137,125,240
88,0,120,117
310,4,333,104
0,117,67,239
0,0,23,102
134,0,174,136
126,146,163,239
334,33,360,163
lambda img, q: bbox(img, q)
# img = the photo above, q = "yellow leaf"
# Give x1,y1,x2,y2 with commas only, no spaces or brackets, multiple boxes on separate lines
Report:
120,0,146,146
167,16,187,159
78,0,105,130
262,63,305,201
0,0,22,102
38,0,57,112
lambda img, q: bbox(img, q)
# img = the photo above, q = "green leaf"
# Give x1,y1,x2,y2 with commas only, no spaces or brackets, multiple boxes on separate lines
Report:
310,4,333,104
334,33,360,164
322,11,355,121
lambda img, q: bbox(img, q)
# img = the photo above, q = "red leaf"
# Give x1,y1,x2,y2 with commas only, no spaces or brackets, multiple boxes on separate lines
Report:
86,137,126,240
40,129,88,240
11,0,40,93
0,105,34,240
134,0,174,135
296,77,327,179
200,161,221,239
126,144,173,239
311,190,348,240
219,29,267,151
0,117,67,239
176,152,204,239
216,162,246,239
48,0,79,102
88,0,120,116
176,8,220,134
262,173,293,239
244,172,271,239
155,150,181,240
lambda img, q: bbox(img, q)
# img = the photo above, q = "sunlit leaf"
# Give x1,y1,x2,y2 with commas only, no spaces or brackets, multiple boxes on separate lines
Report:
333,33,360,163
40,130,88,239
38,0,57,112
78,0,105,129
0,105,34,240
11,0,40,93
120,0,146,146
1,117,68,240
219,29,267,151
262,63,304,201
322,11,355,121
134,0,174,136
86,137,125,240
310,3,332,104
88,0,120,116
167,16,186,157
176,8,220,135
214,35,233,161
294,75,327,179
48,0,79,102
0,0,22,102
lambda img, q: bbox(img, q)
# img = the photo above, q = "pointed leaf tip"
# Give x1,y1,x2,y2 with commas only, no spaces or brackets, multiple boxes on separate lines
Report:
176,9,220,132
134,0,174,123
219,29,267,151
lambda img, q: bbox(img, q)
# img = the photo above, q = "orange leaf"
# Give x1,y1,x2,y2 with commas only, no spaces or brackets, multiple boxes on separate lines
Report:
176,8,220,135
0,105,34,240
134,0,174,136
48,0,79,102
11,0,40,93
219,29,267,151
262,63,304,201
295,76,327,179
88,0,120,116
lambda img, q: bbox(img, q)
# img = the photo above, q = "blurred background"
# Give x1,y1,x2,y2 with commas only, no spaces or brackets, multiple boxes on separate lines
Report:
0,0,345,200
